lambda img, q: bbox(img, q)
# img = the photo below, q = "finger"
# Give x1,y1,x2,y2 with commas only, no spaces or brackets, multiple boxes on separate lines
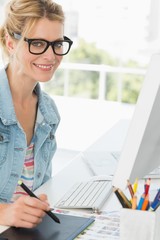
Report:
23,205,46,218
23,196,50,211
14,217,42,228
20,212,43,225
38,194,49,204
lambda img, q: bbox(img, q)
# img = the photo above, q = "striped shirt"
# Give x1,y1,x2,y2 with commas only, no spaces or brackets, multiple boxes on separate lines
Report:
11,142,34,202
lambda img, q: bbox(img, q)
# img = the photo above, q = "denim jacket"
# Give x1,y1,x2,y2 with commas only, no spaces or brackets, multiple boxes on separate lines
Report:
0,67,60,203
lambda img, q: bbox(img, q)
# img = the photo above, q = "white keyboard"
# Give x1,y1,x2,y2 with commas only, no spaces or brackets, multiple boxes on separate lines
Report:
55,179,112,212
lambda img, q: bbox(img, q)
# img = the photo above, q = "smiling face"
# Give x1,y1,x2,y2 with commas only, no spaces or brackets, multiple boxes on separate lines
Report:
9,18,64,83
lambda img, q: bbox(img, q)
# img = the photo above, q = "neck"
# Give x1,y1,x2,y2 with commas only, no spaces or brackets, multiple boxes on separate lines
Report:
6,64,37,104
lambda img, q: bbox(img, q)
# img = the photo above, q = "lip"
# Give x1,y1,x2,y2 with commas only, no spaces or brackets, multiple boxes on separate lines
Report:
33,63,54,71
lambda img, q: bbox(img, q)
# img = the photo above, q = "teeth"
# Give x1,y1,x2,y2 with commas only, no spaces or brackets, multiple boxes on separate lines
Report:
35,64,53,69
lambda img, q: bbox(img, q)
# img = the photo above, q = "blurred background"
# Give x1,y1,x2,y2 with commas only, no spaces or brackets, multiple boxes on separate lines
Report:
0,0,159,173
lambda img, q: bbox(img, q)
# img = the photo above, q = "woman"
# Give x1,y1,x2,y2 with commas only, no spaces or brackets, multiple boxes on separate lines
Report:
0,0,73,228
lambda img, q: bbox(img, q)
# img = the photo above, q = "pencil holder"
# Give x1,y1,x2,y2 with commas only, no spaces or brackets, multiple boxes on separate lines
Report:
120,208,160,240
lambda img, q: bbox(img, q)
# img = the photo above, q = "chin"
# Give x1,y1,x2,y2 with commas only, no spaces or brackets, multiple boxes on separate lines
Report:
38,77,53,83
35,71,55,83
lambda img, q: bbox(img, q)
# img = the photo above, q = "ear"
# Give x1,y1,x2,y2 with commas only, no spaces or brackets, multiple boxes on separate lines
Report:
5,34,16,54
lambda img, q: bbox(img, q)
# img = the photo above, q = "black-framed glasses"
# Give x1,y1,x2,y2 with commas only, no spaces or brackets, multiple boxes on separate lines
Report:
13,33,73,56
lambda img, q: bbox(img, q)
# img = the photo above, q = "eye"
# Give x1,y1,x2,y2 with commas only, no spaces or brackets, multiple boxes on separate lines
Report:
54,42,63,49
31,40,46,48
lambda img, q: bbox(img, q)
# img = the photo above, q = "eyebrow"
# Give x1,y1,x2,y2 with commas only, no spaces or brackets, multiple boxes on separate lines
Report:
13,32,65,42
26,37,64,41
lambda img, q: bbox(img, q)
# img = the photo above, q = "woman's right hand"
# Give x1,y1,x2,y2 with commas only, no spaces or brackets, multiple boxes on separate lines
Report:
0,194,50,228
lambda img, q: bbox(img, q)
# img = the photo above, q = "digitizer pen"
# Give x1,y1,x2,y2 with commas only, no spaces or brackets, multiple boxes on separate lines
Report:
18,180,60,224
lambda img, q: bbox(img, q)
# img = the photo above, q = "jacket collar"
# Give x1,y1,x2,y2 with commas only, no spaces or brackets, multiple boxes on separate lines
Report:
34,83,60,125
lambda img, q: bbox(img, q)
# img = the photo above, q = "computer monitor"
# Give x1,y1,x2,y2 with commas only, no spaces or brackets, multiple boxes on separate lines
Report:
112,53,160,190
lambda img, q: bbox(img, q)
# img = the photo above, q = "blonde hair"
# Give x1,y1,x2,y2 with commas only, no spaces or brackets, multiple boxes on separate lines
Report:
0,0,65,61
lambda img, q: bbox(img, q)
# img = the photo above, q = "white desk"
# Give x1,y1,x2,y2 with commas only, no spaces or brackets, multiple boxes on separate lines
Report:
1,118,160,238
35,119,130,205
0,119,129,234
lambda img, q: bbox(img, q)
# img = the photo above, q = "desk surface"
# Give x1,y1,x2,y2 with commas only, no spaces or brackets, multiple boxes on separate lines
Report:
0,119,130,234
1,119,159,237
35,119,130,206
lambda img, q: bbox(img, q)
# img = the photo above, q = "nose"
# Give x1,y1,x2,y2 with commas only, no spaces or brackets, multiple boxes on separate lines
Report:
43,45,56,60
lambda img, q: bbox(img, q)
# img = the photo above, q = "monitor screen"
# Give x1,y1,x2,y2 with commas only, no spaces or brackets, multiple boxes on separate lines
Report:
112,53,160,190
